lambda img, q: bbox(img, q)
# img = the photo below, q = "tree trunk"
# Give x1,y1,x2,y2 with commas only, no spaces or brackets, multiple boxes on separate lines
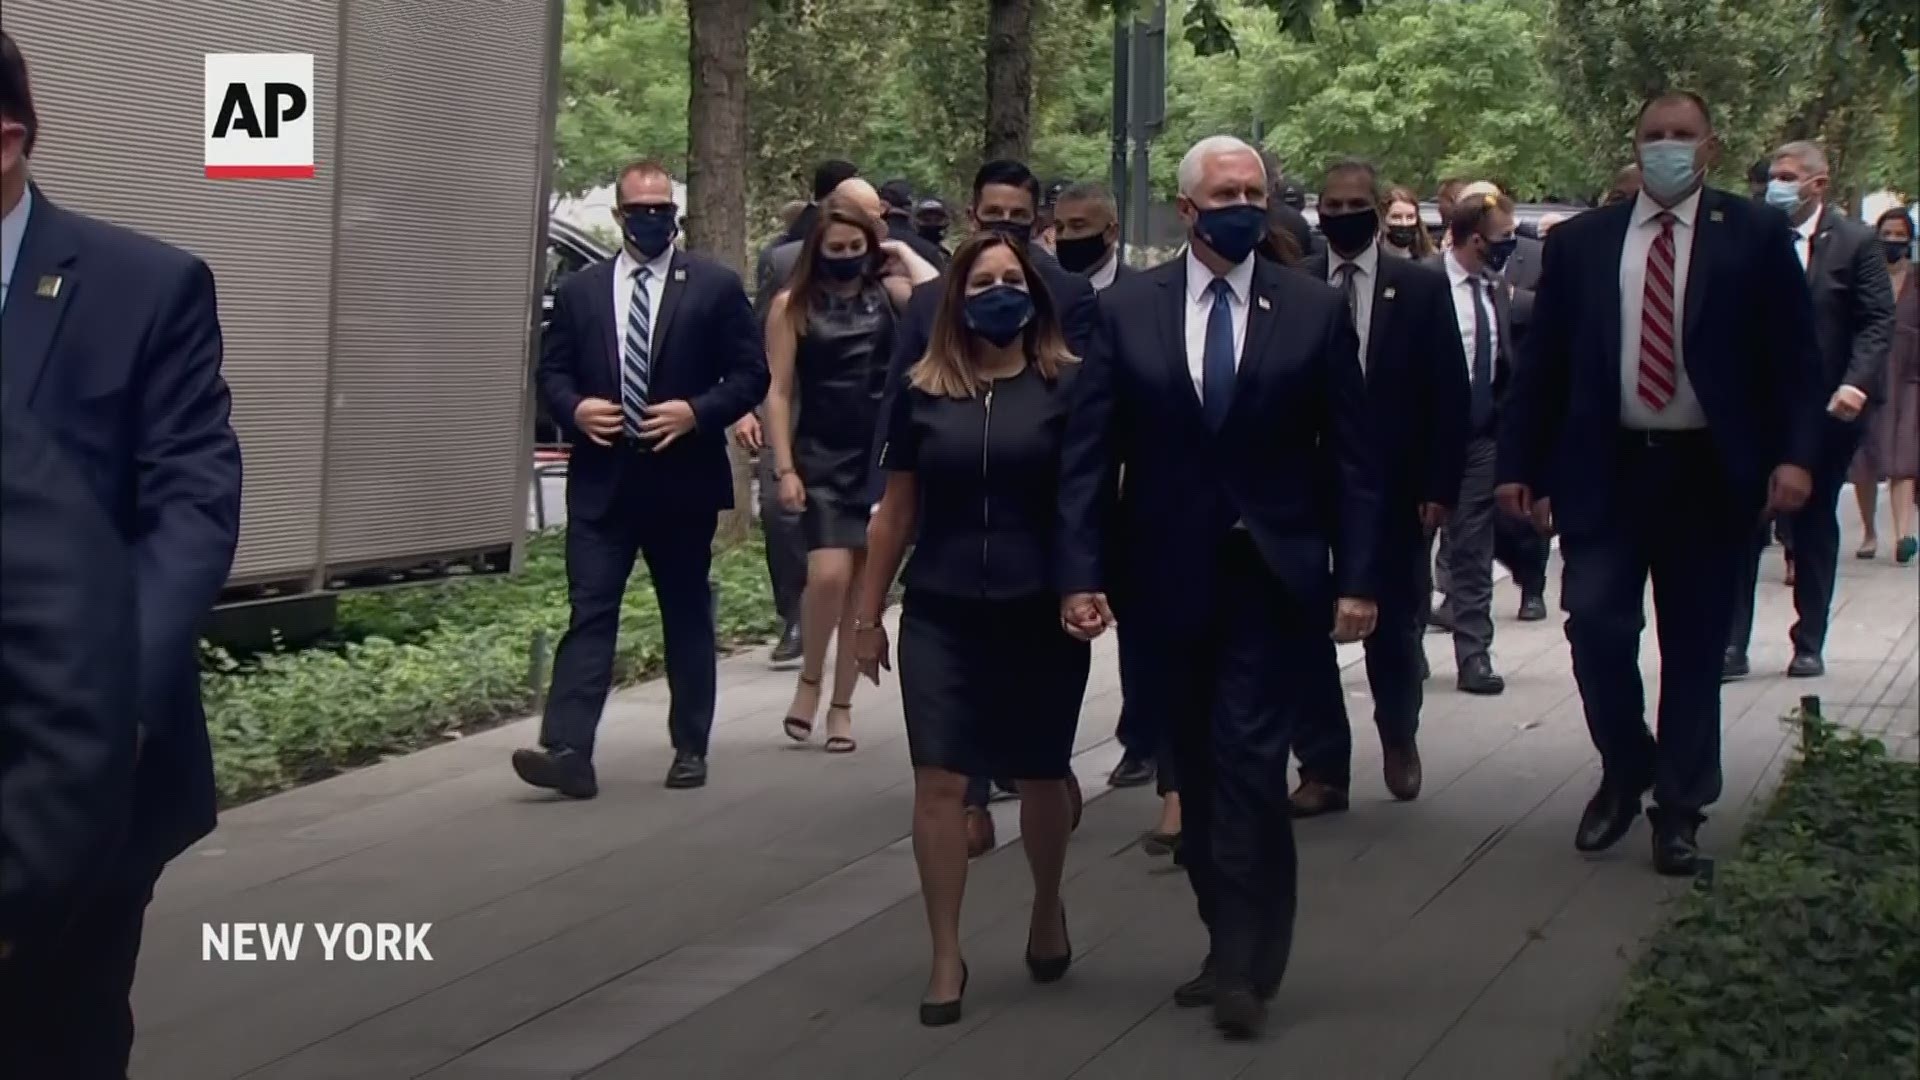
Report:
983,0,1035,161
686,0,756,540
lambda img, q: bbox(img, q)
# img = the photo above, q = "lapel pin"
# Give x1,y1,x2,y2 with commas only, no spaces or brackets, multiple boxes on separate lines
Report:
1709,209,1724,223
1256,295,1271,311
35,274,62,299
672,268,687,282
1382,286,1396,300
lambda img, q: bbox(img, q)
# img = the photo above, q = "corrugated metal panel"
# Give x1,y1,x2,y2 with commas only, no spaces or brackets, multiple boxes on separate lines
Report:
5,2,339,588
320,1,546,567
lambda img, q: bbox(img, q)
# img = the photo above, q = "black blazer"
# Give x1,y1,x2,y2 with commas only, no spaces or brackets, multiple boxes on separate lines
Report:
1057,255,1381,633
1503,234,1544,348
1423,252,1519,417
1302,250,1469,523
539,249,768,521
1804,205,1896,400
0,394,138,949
1,188,242,872
1497,188,1824,538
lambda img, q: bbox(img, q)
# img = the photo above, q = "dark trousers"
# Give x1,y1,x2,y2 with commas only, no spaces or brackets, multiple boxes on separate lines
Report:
1440,435,1499,665
540,501,719,757
1114,621,1178,794
1165,532,1313,994
756,435,806,624
0,867,159,1079
1562,432,1745,815
1728,416,1866,659
1294,523,1428,788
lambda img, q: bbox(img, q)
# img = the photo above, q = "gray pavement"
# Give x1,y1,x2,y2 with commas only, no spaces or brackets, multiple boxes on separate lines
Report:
133,505,1917,1080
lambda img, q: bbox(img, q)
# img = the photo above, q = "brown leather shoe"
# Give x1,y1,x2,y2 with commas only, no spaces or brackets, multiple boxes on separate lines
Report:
1383,743,1423,802
964,806,996,858
1289,779,1350,818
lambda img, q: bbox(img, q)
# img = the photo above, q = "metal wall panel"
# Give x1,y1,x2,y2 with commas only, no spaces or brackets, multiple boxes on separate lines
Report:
320,0,548,568
5,2,339,588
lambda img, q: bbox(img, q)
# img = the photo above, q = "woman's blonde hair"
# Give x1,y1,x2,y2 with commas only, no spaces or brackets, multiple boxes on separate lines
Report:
909,232,1077,398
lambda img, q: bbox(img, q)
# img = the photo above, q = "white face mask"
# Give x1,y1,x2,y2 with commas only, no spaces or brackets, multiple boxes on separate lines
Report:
1638,139,1703,204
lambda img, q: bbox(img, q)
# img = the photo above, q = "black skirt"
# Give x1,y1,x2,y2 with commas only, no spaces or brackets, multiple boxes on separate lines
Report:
897,589,1091,779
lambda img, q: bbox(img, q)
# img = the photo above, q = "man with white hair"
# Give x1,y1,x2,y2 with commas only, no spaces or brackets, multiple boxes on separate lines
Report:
1059,134,1381,1038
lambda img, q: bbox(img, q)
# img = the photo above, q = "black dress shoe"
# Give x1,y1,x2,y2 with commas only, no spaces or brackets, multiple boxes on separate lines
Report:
1025,907,1072,983
511,747,598,799
1212,985,1267,1039
1721,650,1750,682
1457,656,1506,695
664,752,708,789
1787,652,1825,678
769,620,803,665
1517,592,1548,621
919,961,968,1027
1574,783,1643,852
1107,754,1156,788
1648,807,1703,877
1173,955,1216,1008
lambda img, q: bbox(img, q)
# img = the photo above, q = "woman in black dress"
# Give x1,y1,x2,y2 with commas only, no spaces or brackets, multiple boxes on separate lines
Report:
850,232,1091,1025
765,197,935,752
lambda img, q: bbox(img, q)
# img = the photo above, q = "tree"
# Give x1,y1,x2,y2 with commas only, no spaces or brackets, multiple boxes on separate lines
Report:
554,0,690,199
985,0,1038,160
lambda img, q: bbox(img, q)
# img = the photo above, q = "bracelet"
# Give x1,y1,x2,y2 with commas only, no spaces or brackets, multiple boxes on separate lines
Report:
850,617,884,633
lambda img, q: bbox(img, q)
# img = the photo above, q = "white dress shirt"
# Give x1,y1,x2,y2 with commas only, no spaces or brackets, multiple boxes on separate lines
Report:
0,185,31,311
612,245,674,363
1183,247,1254,400
1327,240,1379,370
1792,204,1821,271
1088,251,1120,292
1443,250,1498,383
1619,188,1707,430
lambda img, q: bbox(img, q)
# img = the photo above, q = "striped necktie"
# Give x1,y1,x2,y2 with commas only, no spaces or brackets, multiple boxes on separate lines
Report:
1636,212,1679,411
622,267,653,440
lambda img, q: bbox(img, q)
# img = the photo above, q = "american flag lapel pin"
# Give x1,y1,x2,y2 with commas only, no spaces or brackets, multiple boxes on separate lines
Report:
1709,209,1724,223
1382,286,1396,300
35,274,62,298
673,268,687,282
1256,295,1271,311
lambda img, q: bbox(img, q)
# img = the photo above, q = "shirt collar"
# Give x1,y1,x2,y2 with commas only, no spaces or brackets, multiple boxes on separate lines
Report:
616,244,675,281
1186,246,1255,305
1443,249,1477,288
1794,204,1822,242
1632,187,1702,230
1330,240,1378,282
0,184,32,298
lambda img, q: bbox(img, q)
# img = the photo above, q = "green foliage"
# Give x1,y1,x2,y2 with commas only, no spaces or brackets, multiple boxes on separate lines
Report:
553,0,691,198
1577,710,1920,1080
202,531,779,806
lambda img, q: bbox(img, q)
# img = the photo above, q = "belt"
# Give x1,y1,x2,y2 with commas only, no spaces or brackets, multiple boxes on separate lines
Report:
1618,427,1712,450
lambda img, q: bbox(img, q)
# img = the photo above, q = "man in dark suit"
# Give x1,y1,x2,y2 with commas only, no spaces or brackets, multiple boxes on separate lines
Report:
1497,91,1821,876
755,158,857,299
519,158,768,795
0,31,244,1073
1725,140,1895,679
1424,193,1520,695
1290,159,1469,817
1051,181,1132,294
0,393,137,1064
1059,135,1380,1037
879,178,948,269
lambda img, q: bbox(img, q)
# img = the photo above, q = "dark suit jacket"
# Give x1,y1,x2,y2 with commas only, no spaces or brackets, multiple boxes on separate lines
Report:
0,187,242,871
539,250,767,522
1502,234,1543,348
1057,256,1381,633
1804,205,1895,400
1302,250,1470,532
1497,188,1824,539
1422,252,1519,416
887,215,949,270
0,394,137,949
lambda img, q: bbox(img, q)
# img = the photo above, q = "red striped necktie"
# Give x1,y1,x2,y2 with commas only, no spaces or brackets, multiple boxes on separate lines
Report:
1636,211,1679,411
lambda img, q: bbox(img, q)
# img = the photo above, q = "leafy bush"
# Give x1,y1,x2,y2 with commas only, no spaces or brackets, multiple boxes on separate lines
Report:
202,533,778,806
1577,705,1920,1080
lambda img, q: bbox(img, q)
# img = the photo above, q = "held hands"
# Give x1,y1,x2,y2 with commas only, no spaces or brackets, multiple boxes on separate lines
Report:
573,397,624,446
639,400,697,450
1767,464,1813,515
777,470,806,513
1060,592,1116,642
1332,597,1377,644
854,621,891,685
730,412,764,451
1827,384,1868,422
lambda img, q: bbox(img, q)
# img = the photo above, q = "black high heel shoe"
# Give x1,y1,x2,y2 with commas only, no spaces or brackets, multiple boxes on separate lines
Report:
919,961,969,1027
1025,906,1072,983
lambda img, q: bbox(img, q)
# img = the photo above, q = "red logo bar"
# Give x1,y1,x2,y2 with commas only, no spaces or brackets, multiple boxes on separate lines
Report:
204,164,317,179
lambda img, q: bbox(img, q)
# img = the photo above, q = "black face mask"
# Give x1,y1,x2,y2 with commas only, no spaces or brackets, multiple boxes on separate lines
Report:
963,285,1035,347
622,207,678,259
818,253,868,282
1054,233,1112,275
1886,239,1910,264
1319,207,1379,256
917,223,948,245
980,218,1033,249
1385,224,1421,250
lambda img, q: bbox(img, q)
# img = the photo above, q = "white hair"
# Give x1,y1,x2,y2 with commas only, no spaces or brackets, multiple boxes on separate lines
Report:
1178,135,1263,198
1459,180,1503,201
1772,140,1829,176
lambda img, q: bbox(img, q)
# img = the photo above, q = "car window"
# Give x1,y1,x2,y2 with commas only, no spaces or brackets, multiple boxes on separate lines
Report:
545,241,592,294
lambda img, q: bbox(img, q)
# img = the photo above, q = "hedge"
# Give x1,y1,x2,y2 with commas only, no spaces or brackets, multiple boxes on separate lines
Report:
1575,702,1920,1080
202,531,780,806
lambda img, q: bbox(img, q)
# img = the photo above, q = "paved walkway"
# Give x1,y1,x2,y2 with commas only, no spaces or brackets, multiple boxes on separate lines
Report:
134,509,1916,1080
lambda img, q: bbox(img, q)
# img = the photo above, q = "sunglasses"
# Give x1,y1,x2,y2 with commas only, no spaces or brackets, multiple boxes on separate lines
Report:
619,202,678,219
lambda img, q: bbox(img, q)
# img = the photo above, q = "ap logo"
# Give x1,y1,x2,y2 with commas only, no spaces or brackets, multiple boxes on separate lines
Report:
204,53,315,179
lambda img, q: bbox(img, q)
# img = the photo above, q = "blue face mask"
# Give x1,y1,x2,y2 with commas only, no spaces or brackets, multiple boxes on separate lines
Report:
963,285,1034,347
622,209,677,259
1193,203,1267,264
1485,236,1519,273
1638,139,1703,205
1765,178,1807,214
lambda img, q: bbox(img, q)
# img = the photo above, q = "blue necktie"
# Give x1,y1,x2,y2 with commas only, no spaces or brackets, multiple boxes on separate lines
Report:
1468,275,1494,431
621,267,653,440
1202,278,1237,430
